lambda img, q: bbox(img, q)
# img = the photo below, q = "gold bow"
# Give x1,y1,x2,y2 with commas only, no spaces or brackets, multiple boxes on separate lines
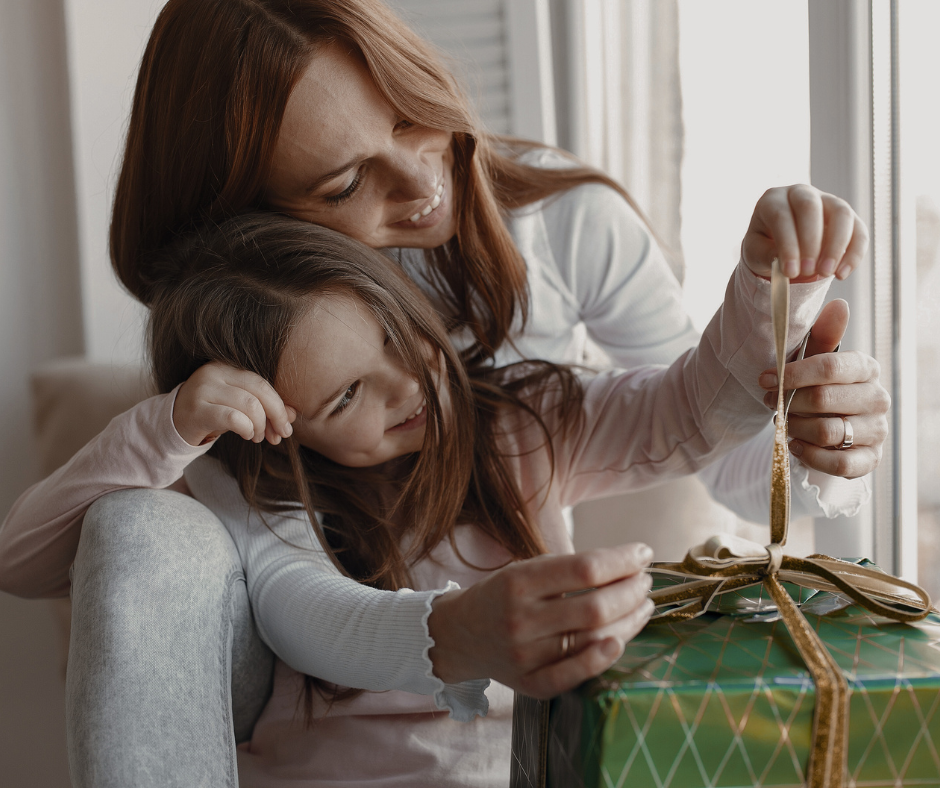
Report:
648,261,933,788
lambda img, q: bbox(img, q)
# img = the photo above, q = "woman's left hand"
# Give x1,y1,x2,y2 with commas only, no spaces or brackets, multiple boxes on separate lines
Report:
741,184,869,281
759,299,889,479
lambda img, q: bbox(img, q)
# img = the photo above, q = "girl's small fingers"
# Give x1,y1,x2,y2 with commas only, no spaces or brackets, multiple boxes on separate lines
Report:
787,185,825,274
221,369,293,437
790,441,881,479
265,421,282,445
202,404,257,442
787,413,888,450
816,195,857,277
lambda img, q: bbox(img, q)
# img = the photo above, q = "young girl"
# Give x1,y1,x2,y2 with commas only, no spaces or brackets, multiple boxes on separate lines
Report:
8,212,836,785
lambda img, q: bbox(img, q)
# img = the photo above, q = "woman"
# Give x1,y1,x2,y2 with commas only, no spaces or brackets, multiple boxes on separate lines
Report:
0,0,885,783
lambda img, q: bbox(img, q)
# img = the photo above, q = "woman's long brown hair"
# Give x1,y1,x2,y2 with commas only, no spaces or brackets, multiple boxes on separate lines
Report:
113,0,646,364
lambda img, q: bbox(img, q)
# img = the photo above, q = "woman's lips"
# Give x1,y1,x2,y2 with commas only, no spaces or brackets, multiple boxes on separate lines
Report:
392,182,447,230
387,403,427,433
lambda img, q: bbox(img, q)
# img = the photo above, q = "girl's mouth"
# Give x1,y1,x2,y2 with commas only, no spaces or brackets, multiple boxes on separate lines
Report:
387,403,427,432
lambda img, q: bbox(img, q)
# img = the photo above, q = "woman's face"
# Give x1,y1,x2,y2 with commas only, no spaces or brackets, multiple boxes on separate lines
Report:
265,43,457,250
277,293,435,468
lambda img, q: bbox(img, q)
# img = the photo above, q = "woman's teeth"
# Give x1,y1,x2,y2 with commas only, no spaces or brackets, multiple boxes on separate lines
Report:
398,405,424,425
409,184,444,222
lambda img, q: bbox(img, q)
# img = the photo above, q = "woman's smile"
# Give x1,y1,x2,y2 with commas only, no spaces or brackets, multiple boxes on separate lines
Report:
264,43,458,250
393,182,447,229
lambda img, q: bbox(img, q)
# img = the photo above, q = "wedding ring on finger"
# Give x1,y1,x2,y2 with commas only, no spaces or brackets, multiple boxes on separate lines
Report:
840,416,854,450
561,631,572,659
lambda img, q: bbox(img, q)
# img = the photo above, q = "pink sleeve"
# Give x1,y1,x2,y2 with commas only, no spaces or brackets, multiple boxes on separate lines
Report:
0,387,211,598
551,262,830,507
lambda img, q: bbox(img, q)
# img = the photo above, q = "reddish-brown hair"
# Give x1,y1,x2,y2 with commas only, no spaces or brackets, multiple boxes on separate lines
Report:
113,0,642,363
148,213,584,589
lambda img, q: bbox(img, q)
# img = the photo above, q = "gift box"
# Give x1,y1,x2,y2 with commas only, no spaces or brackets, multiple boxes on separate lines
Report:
511,566,940,788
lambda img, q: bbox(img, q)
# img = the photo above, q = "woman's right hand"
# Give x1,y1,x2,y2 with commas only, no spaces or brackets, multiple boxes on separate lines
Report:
173,361,296,447
427,543,655,699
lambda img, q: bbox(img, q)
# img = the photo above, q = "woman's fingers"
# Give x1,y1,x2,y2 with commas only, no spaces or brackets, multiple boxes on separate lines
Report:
426,544,656,690
787,413,888,450
790,440,881,479
759,351,882,397
741,185,869,280
515,600,655,700
507,543,653,601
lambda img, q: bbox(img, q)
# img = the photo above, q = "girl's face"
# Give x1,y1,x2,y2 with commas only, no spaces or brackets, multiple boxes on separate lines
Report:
265,43,457,250
276,293,433,467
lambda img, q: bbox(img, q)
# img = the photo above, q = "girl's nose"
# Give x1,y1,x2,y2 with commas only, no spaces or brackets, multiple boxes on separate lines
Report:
386,367,421,408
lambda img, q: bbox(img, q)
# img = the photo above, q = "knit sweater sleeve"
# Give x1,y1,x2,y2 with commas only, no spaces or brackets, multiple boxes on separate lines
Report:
0,388,211,598
537,180,870,519
182,457,491,722
546,262,831,506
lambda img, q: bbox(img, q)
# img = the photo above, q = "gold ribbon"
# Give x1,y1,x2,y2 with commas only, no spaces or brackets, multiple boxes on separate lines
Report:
647,261,933,787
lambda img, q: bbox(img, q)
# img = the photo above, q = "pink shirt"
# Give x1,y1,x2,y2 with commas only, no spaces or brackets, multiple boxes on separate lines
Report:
0,262,831,785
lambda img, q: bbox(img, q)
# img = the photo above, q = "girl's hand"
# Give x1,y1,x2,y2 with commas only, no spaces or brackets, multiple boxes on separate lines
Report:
741,185,869,281
759,299,889,479
173,362,296,447
427,543,654,699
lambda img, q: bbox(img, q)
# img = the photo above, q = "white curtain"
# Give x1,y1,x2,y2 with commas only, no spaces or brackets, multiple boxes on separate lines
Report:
554,0,685,280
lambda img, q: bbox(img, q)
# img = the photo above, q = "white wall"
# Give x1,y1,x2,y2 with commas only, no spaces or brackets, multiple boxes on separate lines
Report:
64,0,162,364
0,1,83,783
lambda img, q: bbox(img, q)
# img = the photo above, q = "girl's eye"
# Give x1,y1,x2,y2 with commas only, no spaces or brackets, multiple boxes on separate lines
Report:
394,118,414,132
332,381,359,415
324,169,363,207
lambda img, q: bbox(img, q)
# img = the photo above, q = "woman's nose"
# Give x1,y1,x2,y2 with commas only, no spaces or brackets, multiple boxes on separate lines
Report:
384,143,438,202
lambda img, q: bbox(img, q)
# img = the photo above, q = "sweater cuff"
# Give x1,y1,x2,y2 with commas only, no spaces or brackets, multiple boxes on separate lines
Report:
792,462,872,519
422,581,491,722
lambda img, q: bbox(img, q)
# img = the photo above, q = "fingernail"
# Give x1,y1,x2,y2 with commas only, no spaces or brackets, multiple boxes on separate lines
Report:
643,573,654,591
819,257,837,277
759,372,778,389
785,258,800,278
601,638,623,659
789,440,804,457
637,544,654,564
801,258,816,277
835,263,850,280
283,422,293,437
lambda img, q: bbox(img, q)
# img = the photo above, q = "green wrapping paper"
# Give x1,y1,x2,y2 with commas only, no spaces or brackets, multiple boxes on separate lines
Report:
510,568,940,788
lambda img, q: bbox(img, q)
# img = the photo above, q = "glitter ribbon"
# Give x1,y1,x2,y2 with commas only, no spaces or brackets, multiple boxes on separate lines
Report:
647,261,932,787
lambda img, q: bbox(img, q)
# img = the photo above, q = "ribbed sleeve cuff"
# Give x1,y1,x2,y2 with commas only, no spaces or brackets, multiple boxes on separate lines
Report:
421,581,491,722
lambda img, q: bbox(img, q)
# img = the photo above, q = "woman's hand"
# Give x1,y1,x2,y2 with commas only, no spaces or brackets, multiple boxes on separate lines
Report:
759,300,889,479
427,543,654,699
173,361,296,447
741,185,869,281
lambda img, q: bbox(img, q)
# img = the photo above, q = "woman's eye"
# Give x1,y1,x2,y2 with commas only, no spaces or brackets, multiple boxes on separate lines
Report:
394,118,414,132
332,382,359,414
324,169,363,207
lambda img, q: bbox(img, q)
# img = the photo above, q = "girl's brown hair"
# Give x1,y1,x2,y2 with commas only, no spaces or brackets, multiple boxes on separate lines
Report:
114,0,644,364
149,213,584,593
